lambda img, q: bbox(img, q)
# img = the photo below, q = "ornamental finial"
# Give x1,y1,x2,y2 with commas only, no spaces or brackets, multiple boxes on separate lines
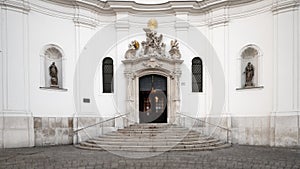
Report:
147,18,158,30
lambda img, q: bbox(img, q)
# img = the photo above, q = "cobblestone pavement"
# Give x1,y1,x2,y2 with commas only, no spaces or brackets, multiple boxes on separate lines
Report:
0,145,299,169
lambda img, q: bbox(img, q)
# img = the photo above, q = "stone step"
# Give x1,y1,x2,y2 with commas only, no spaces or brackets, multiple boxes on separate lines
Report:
89,138,213,144
86,138,220,146
99,134,205,140
107,130,202,135
112,130,199,134
116,128,192,132
91,136,214,142
125,125,180,130
78,142,230,152
106,132,201,137
75,143,231,152
80,141,222,149
75,124,230,152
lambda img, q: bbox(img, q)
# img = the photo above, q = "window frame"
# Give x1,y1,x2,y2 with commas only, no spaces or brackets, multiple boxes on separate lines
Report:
102,57,114,93
191,57,203,93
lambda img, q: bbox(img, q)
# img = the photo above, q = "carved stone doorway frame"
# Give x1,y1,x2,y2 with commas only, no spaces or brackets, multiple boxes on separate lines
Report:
122,56,183,125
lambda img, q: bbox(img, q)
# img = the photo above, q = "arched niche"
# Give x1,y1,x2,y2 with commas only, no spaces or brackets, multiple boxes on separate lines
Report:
40,44,66,90
237,44,263,89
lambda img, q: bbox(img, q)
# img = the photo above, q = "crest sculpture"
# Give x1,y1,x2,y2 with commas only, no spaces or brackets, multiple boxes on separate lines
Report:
124,19,181,59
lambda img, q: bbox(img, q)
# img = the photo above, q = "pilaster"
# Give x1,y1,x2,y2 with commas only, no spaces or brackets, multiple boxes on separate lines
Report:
115,12,130,126
272,1,299,113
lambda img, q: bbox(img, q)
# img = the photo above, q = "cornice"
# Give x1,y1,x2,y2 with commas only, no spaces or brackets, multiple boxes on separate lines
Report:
4,0,292,29
108,1,195,13
272,0,300,14
0,0,31,13
44,0,262,14
186,0,263,14
44,0,114,15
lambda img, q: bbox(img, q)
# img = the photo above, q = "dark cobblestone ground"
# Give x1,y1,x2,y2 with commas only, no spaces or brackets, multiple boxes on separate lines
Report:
0,145,299,169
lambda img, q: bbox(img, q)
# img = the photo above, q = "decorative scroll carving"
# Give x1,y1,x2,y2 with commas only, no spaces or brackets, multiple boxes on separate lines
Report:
143,58,162,68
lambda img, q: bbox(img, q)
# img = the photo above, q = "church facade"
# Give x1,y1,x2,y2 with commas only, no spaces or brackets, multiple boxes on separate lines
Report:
0,0,299,148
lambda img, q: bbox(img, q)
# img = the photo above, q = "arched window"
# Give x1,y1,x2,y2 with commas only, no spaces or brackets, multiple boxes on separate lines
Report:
40,44,64,89
240,45,260,88
102,57,114,93
192,57,203,92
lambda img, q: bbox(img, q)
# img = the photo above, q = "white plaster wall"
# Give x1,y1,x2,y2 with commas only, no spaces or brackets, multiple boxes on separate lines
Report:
28,10,76,117
2,9,28,114
298,7,300,114
0,6,3,113
228,11,274,117
275,10,297,112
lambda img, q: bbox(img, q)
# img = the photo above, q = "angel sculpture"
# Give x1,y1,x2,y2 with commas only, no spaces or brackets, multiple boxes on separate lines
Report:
124,40,139,59
169,39,181,59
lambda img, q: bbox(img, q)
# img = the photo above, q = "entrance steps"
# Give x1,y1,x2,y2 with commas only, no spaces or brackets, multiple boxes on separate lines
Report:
75,124,230,152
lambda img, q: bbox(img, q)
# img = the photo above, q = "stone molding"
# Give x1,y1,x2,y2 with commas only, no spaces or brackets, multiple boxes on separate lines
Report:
4,0,297,28
4,0,299,28
45,0,262,14
272,0,300,14
2,0,282,28
0,0,31,14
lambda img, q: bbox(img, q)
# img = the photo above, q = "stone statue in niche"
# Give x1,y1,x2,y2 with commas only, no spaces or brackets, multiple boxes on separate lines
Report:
169,39,181,59
49,62,58,87
125,40,139,59
244,62,254,87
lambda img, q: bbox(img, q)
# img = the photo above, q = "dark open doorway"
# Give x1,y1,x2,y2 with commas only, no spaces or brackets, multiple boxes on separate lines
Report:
139,74,167,123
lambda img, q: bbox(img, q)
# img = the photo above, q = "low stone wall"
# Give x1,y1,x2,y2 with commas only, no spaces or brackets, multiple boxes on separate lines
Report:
0,114,299,148
0,116,34,148
177,116,229,142
74,117,116,143
178,114,300,147
231,115,300,147
34,117,73,146
231,116,271,145
271,114,300,146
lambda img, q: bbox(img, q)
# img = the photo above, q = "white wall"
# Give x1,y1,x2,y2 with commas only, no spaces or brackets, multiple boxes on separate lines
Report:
228,11,274,117
28,9,76,117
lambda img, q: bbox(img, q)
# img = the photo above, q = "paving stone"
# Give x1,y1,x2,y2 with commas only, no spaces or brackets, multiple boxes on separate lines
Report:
0,145,300,169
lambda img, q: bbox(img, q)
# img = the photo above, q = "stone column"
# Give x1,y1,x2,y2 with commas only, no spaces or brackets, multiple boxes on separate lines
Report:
172,69,182,124
124,71,135,125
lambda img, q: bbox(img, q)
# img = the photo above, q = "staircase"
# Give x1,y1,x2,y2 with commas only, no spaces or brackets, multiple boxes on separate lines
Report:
75,124,230,152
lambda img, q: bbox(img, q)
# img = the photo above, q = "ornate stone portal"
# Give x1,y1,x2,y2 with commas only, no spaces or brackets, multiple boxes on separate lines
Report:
122,19,183,124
